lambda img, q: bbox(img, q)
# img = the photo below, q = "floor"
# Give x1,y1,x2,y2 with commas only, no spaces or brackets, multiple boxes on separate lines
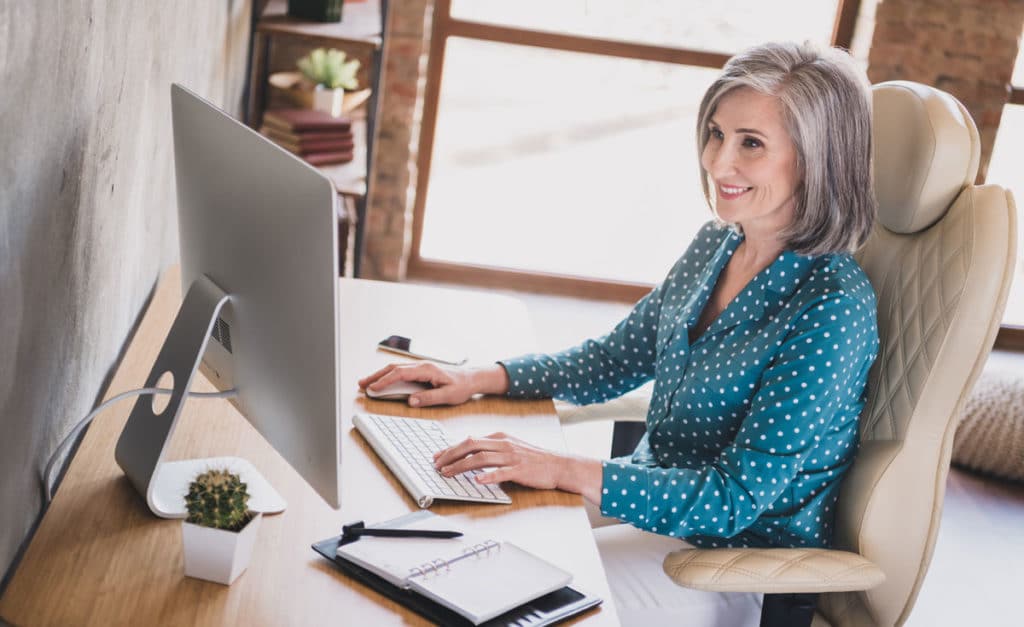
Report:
420,279,1024,626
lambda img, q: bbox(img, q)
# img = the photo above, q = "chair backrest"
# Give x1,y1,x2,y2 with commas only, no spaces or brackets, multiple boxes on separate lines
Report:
818,82,1017,626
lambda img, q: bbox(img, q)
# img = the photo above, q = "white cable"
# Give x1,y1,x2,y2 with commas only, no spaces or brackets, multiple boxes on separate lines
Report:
43,386,238,504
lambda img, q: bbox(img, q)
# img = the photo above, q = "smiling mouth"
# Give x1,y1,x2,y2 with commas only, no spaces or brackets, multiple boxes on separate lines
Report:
717,183,752,200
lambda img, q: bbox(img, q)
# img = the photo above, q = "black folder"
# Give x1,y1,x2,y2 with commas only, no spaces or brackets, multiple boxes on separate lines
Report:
312,534,603,626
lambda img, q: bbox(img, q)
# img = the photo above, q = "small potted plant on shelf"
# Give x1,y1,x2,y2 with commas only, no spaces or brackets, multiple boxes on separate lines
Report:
297,47,361,118
267,48,371,117
181,469,262,585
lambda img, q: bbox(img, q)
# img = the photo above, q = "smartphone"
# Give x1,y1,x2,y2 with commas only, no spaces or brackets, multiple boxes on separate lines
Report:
377,335,467,366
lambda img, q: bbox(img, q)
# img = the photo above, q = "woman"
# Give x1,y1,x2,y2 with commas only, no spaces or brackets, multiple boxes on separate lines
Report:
360,41,879,621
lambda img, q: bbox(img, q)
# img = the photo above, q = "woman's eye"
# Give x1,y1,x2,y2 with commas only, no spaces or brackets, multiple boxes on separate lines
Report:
709,128,724,140
743,137,763,149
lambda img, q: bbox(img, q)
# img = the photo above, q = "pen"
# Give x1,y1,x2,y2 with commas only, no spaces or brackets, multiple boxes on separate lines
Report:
340,520,462,545
351,528,463,539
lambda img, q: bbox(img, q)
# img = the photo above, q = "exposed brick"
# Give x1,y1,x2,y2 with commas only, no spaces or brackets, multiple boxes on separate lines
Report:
362,0,431,279
868,0,1024,181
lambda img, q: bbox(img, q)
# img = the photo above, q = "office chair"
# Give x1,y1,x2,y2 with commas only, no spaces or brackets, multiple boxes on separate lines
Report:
558,81,1018,627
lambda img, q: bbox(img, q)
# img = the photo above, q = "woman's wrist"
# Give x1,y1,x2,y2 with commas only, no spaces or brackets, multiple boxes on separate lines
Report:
471,364,510,396
555,455,603,504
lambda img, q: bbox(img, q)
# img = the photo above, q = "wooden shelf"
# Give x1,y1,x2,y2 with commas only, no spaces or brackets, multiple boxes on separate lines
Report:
257,0,382,51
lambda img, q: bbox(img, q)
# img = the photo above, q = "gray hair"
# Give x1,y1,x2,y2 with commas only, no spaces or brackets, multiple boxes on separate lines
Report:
697,41,876,255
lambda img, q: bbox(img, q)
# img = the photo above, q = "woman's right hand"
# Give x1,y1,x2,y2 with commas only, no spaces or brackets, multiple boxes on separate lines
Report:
358,362,510,407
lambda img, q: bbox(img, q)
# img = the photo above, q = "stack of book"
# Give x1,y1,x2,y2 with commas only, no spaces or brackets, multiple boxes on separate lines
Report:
260,109,355,166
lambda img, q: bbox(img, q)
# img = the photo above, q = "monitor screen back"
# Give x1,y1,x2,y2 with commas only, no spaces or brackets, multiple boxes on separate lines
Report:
171,83,341,508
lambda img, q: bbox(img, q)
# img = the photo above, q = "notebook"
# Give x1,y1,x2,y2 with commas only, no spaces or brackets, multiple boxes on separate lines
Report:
334,511,572,625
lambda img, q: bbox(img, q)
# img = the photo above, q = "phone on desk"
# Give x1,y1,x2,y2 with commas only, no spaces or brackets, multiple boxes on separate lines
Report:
377,335,468,366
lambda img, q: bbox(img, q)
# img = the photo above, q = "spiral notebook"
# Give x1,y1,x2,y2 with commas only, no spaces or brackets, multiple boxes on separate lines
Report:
333,511,573,625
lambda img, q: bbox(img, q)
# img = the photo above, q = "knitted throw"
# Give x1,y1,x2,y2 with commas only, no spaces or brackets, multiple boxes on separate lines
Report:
953,369,1024,482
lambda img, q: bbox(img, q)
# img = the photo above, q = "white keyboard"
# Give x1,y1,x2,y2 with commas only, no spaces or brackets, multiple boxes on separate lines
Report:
353,413,512,508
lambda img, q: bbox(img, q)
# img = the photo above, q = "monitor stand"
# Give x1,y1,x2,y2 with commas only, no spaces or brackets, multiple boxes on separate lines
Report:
115,275,286,519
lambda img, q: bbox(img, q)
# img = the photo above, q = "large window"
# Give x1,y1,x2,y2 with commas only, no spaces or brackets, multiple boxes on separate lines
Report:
410,0,860,299
989,32,1024,332
420,41,720,284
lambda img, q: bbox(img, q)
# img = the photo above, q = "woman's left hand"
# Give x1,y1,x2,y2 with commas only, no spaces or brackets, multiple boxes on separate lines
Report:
433,432,566,490
433,433,604,503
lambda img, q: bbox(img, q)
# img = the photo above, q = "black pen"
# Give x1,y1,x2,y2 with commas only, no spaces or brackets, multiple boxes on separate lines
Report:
340,520,462,545
351,528,463,539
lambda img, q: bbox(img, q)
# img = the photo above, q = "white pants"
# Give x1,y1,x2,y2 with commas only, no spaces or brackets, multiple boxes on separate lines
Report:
585,501,763,627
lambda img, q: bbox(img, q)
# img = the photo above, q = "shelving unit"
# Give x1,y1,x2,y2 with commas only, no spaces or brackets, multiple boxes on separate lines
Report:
246,0,386,276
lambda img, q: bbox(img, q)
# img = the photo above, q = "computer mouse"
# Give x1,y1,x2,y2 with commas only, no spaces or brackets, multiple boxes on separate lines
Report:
364,380,432,401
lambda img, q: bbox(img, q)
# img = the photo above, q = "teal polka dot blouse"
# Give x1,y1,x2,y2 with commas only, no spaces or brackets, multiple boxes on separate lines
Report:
500,221,879,548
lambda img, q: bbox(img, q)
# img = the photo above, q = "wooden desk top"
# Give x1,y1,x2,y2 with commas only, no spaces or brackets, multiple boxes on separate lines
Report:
0,266,617,626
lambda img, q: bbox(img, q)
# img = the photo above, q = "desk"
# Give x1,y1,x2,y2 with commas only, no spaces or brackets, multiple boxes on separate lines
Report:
0,266,618,626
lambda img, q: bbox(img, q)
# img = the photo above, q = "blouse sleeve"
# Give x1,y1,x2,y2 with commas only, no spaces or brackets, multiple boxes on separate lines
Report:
498,281,666,405
599,289,878,541
498,221,726,405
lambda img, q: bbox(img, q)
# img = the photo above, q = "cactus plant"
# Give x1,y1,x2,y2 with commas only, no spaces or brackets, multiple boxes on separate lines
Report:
185,469,252,532
297,48,360,91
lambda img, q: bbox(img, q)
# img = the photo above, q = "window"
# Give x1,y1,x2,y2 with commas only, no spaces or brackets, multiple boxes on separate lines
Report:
990,29,1024,332
410,1,861,298
420,40,720,283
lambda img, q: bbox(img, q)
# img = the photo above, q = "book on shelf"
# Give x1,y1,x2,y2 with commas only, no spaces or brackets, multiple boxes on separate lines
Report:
262,108,352,133
303,150,355,166
262,134,356,156
317,511,587,626
260,125,354,146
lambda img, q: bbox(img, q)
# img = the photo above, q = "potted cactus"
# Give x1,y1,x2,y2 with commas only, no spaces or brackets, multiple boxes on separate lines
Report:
297,48,360,118
181,469,262,585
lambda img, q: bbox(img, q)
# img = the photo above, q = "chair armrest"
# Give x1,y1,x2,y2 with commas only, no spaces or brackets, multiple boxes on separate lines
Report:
662,547,885,594
554,384,653,425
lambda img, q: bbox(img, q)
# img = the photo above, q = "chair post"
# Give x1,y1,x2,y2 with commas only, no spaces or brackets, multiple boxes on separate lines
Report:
760,592,818,627
610,421,646,457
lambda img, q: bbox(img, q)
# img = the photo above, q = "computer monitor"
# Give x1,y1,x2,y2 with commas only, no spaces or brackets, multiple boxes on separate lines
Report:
114,84,342,517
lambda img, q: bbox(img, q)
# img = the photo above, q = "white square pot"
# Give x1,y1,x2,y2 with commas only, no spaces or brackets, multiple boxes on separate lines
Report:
182,512,262,585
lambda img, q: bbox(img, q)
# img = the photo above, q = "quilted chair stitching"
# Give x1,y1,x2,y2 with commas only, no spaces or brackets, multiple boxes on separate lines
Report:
764,551,834,580
765,551,882,583
670,557,880,585
863,220,967,439
896,207,983,627
668,550,881,583
709,550,755,583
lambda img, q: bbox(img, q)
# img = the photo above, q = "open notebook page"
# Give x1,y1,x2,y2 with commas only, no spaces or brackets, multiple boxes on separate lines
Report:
409,542,571,624
335,511,572,624
336,511,494,587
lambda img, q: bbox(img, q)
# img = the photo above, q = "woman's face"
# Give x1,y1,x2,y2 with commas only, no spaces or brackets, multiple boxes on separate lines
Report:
700,87,801,237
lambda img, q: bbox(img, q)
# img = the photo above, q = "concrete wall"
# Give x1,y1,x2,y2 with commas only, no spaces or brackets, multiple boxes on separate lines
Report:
0,0,251,587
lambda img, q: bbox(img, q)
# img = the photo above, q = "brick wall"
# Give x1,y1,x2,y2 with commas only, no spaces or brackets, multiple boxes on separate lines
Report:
361,0,431,279
867,0,1024,181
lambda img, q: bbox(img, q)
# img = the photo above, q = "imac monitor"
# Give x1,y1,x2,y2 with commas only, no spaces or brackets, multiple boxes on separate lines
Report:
114,84,342,516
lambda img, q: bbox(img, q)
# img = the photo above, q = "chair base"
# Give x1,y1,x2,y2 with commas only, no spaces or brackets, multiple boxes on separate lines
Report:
761,592,818,627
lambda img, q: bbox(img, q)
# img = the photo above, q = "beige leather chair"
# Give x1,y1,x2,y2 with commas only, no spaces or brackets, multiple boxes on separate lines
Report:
559,81,1017,627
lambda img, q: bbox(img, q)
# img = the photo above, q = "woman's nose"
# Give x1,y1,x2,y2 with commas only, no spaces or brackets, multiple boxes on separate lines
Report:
706,142,738,178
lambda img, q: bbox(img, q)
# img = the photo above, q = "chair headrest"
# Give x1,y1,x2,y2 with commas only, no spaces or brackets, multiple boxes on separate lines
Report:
872,81,980,234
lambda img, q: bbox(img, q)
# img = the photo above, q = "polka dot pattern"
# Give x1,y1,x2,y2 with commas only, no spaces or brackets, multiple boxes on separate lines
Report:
500,221,879,549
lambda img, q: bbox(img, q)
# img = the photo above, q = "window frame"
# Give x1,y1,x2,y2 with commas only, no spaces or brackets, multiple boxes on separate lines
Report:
994,85,1024,349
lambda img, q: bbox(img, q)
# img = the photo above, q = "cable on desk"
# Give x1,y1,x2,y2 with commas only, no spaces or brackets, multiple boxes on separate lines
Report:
43,387,239,504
